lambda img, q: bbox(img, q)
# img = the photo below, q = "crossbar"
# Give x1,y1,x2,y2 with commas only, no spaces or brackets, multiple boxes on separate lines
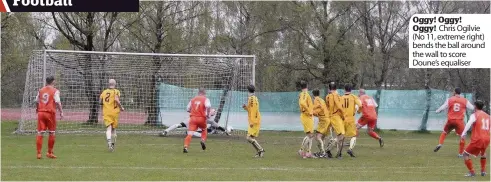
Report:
42,50,255,58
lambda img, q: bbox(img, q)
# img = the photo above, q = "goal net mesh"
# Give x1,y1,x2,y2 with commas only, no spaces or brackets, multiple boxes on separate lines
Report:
17,50,254,134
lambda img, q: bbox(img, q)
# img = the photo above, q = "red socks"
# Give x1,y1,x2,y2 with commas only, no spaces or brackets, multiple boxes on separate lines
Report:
184,135,192,148
368,131,380,140
465,159,475,174
48,134,55,154
459,138,465,154
481,158,487,173
438,132,447,145
200,130,207,142
36,135,43,154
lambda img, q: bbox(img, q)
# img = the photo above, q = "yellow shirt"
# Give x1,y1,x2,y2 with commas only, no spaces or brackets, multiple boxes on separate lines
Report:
341,93,362,117
244,95,261,125
298,90,313,115
326,91,344,117
313,96,329,117
100,89,121,116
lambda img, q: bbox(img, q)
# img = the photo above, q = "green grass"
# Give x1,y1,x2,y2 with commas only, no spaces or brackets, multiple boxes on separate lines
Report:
1,121,489,181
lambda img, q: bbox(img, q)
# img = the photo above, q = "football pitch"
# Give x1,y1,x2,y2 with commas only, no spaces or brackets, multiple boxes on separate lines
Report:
1,121,489,181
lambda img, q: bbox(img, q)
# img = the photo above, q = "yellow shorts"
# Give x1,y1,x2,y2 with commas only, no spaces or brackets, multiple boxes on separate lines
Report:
329,115,345,135
316,116,330,135
103,114,119,128
247,124,260,137
300,114,314,133
344,116,357,137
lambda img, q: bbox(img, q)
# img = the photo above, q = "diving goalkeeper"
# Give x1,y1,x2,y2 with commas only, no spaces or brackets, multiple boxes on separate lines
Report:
160,108,230,137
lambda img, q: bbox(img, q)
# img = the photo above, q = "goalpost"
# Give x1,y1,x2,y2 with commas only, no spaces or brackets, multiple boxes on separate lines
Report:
17,50,255,134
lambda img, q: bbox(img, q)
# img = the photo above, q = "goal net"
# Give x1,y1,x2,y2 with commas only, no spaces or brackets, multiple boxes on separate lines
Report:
17,50,255,134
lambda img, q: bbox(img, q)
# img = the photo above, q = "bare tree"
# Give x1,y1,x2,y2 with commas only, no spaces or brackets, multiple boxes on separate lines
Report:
125,2,203,125
49,12,129,124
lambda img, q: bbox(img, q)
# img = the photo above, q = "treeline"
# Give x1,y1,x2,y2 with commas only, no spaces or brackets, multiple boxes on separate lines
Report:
2,1,490,109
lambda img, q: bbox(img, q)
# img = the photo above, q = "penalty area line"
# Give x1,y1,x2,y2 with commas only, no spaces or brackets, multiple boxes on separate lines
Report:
4,165,462,173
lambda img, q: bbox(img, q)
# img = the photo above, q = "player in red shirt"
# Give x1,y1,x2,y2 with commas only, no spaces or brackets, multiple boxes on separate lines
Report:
35,76,64,159
434,88,474,157
183,88,211,153
356,89,384,147
461,100,490,177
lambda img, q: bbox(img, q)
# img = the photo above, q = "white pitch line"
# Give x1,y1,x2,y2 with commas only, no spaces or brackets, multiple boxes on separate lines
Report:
4,165,463,171
2,135,453,142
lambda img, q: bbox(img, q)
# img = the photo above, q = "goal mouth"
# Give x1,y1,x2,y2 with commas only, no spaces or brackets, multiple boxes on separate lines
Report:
18,50,255,134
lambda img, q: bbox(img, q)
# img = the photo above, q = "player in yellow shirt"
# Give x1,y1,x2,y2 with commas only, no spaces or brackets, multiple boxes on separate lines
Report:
325,82,345,159
100,79,124,152
312,89,330,158
242,85,265,157
298,81,315,158
341,84,362,157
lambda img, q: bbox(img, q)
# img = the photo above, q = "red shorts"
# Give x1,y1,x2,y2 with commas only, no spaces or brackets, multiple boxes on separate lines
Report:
188,117,207,132
357,116,377,129
443,119,464,135
37,112,56,131
465,139,490,156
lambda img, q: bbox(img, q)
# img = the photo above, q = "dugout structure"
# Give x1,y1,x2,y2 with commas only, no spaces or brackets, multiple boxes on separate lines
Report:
17,50,255,134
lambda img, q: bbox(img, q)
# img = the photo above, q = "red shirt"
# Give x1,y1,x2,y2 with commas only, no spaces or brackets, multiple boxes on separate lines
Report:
188,95,210,118
360,95,377,119
447,96,469,120
470,110,490,142
37,86,59,114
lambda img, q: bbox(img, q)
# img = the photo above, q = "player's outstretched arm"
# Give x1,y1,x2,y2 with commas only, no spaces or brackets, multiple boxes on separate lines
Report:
54,91,63,119
462,114,476,138
34,92,39,112
115,91,124,111
466,100,475,110
436,99,449,113
186,101,192,113
355,97,362,108
243,97,250,111
205,98,211,117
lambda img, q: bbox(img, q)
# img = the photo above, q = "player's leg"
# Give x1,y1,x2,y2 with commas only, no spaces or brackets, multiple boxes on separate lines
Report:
198,121,207,150
455,120,465,157
247,126,258,152
192,130,202,137
332,116,345,158
105,125,114,151
208,119,228,134
305,132,315,158
315,117,328,156
356,117,367,130
463,143,479,177
183,119,198,153
161,122,186,136
367,118,383,147
463,152,476,177
247,125,264,157
104,117,115,152
302,117,315,158
36,113,47,159
435,120,452,152
324,125,336,158
315,132,325,156
298,115,310,156
103,115,115,151
46,114,57,158
345,118,357,157
111,116,118,150
480,148,487,176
